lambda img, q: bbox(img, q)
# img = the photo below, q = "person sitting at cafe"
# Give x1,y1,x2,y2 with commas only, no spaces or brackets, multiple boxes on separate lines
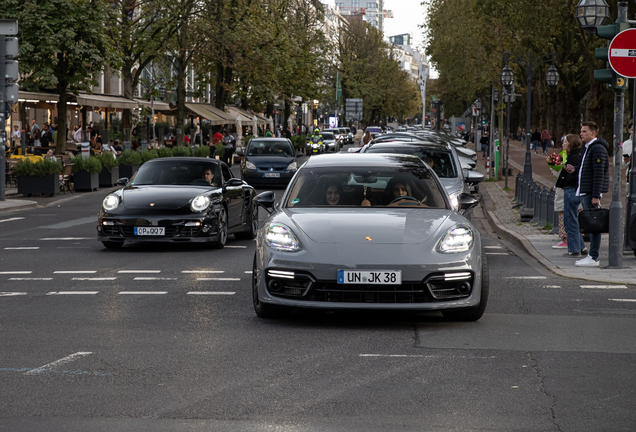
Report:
44,148,57,162
112,140,124,155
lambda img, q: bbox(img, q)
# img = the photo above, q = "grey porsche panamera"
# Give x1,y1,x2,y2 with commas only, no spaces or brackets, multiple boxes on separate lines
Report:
252,153,488,321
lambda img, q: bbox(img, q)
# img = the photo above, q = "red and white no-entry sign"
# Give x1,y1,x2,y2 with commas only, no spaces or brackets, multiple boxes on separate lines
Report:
609,28,636,79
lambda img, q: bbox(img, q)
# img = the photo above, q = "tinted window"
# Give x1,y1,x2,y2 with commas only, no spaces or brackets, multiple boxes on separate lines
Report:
132,161,221,187
285,164,447,209
247,140,294,157
365,146,457,178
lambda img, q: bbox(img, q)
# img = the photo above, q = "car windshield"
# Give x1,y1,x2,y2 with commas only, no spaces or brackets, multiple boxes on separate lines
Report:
322,132,335,140
365,146,458,178
131,160,221,187
285,165,447,209
248,140,294,157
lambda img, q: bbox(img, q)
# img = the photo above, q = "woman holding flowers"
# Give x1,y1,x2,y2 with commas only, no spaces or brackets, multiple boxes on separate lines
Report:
560,134,586,257
548,148,568,249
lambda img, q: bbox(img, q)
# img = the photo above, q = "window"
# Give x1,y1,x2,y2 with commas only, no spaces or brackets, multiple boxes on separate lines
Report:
351,0,359,7
335,2,344,7
367,2,376,8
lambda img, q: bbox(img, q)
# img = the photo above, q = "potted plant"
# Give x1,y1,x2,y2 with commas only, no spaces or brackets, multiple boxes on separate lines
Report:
14,158,63,197
96,152,120,187
117,149,142,179
157,147,173,158
194,146,210,158
171,145,191,157
72,155,102,191
214,143,225,160
140,149,159,164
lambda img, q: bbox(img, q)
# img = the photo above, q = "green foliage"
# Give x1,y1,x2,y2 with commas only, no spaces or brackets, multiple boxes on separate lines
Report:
118,149,142,166
241,135,254,146
140,150,159,164
13,158,63,177
96,152,119,172
214,143,225,158
72,156,103,174
194,146,211,158
157,147,174,158
171,146,192,157
290,135,307,149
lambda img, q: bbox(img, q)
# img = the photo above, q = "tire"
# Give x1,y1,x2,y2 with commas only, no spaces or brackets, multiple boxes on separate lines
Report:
442,251,489,321
235,201,258,240
252,255,289,319
211,206,228,249
102,241,124,249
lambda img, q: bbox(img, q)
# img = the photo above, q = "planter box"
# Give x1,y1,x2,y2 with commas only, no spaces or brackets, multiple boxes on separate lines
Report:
99,166,119,187
17,175,59,197
118,164,138,180
74,171,99,192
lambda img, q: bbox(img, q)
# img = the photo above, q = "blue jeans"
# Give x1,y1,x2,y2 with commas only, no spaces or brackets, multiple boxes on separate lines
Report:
563,188,585,254
580,194,601,260
542,139,550,154
532,140,539,152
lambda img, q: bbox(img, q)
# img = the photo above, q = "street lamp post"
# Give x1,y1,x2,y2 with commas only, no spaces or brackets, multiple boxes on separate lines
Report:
472,98,482,145
501,52,559,179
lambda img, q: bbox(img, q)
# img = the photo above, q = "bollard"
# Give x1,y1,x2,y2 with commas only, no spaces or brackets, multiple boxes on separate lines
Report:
538,188,549,225
519,179,535,221
519,176,528,206
513,174,521,202
530,184,541,223
548,189,559,234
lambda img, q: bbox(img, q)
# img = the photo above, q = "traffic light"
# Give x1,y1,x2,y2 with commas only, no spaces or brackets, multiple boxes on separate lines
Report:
4,37,19,105
594,22,629,91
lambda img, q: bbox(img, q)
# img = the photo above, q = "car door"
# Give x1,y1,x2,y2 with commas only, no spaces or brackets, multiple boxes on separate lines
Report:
221,164,244,229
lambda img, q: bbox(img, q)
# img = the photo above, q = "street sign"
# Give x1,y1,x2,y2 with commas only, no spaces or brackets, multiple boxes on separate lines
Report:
0,20,17,36
609,28,636,78
345,98,363,122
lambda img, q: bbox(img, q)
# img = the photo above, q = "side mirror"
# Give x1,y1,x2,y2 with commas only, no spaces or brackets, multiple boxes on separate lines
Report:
236,148,244,157
255,191,276,212
464,170,485,185
458,193,480,211
225,178,243,188
116,177,129,186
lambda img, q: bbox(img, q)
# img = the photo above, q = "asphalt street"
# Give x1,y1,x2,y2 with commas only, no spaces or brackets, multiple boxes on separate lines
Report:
0,149,635,431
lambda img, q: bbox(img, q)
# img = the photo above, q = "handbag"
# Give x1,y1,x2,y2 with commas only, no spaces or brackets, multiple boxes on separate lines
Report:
578,206,610,234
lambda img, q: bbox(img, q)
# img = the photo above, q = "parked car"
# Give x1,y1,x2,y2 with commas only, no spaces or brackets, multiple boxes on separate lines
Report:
252,153,487,320
97,157,261,249
237,138,298,187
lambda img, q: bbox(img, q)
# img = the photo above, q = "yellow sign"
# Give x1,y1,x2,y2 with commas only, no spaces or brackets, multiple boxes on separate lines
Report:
617,78,625,87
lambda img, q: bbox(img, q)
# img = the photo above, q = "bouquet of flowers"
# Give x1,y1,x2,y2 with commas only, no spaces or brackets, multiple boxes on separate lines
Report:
547,152,564,171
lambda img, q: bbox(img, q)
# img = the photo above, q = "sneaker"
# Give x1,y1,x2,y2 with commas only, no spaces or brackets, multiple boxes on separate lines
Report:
575,255,599,267
563,252,581,257
552,241,568,249
581,248,588,255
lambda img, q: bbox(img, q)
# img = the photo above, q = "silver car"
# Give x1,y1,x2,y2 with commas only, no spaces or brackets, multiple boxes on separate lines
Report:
252,154,488,321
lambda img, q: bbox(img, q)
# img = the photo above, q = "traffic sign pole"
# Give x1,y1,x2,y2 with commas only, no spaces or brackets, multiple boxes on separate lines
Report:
1,36,6,201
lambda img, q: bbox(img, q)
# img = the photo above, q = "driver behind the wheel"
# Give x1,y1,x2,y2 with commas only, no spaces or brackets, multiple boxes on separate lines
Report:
202,168,216,185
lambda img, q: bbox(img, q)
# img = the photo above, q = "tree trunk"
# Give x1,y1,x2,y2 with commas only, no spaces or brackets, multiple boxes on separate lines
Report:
122,66,135,132
284,98,291,131
56,82,68,155
215,61,226,110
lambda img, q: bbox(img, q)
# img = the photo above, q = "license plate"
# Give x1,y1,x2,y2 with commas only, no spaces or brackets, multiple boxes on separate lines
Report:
264,172,280,178
338,270,402,285
134,227,165,236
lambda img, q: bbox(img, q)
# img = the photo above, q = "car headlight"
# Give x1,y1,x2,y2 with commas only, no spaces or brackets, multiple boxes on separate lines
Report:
286,161,297,171
102,194,120,211
190,195,211,212
449,191,461,210
328,142,335,146
436,224,474,254
245,161,257,171
265,223,302,252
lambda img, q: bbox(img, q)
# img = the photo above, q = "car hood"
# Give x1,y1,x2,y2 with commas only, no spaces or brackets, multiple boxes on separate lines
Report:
247,156,294,169
122,185,213,210
283,208,451,244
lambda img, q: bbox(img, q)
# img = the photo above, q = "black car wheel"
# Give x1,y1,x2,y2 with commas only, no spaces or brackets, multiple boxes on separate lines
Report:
102,241,123,249
235,202,258,240
252,255,289,319
441,251,489,321
211,206,228,249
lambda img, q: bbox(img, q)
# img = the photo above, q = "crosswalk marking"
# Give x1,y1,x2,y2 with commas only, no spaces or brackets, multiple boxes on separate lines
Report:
484,246,503,249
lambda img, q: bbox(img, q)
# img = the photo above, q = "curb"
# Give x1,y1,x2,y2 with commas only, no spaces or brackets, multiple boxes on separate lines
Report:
0,201,39,214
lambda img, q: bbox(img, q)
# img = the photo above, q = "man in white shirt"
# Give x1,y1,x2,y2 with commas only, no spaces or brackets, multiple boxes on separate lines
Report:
73,126,82,142
623,120,633,179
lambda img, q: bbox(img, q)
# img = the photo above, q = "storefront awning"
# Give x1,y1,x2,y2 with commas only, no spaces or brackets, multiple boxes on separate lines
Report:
18,91,59,103
135,98,172,113
226,106,267,125
72,93,139,110
184,103,234,125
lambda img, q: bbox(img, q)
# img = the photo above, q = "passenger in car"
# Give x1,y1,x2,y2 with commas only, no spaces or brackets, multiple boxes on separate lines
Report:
325,182,342,205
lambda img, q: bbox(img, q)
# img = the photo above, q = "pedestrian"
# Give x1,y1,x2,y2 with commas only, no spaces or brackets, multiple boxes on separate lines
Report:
480,131,489,158
622,120,633,182
40,123,53,148
560,133,587,256
541,129,550,154
353,129,364,147
531,129,541,154
516,126,522,142
283,127,292,140
265,126,273,137
572,121,609,266
550,144,569,250
73,125,82,142
12,124,21,147
222,130,236,166
363,130,372,146
521,128,526,146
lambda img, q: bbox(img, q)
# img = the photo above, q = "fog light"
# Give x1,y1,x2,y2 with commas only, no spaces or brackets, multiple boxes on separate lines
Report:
457,282,471,294
268,280,283,292
185,221,202,227
102,221,114,226
202,224,211,233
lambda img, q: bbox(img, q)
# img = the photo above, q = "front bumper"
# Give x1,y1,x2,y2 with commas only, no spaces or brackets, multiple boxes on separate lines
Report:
96,216,218,243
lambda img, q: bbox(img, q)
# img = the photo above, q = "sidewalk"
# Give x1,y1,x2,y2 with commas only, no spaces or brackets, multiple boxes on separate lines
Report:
474,139,636,285
0,187,39,213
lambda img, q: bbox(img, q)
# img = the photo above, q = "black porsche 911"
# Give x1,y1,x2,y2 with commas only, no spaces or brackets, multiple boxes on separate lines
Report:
97,157,264,249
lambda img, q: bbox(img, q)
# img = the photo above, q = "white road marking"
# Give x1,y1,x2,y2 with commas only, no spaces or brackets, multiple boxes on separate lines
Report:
0,217,25,223
72,278,117,281
4,247,39,250
0,271,32,274
25,352,92,375
8,278,53,281
118,291,168,295
187,291,236,295
0,292,27,297
225,246,247,248
244,271,253,274
47,291,99,295
484,246,503,249
133,277,177,281
118,270,161,274
485,253,509,255
544,285,561,289
581,285,628,289
40,237,91,240
196,278,241,281
54,271,97,274
505,276,547,279
609,298,636,302
181,270,224,273
360,354,436,358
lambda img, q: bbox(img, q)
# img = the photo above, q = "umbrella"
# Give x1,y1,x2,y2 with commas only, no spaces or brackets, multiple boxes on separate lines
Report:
236,115,243,140
287,115,293,132
268,116,274,136
252,115,258,137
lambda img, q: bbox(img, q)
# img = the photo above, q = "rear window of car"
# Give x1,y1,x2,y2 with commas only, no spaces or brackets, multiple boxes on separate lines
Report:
365,146,458,178
247,140,294,157
322,132,335,140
